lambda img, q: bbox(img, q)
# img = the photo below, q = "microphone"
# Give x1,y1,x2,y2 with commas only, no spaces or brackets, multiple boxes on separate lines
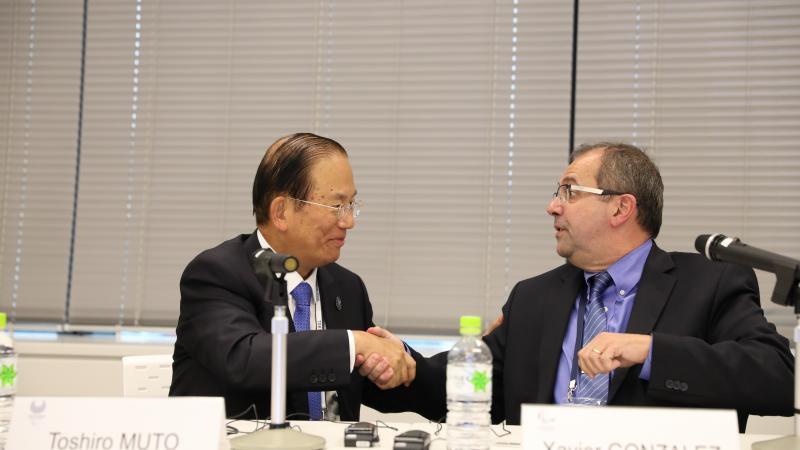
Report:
695,233,800,306
251,248,299,275
695,234,799,274
238,247,326,445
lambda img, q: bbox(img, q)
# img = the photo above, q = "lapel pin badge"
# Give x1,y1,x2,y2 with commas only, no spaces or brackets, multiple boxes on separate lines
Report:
335,296,343,311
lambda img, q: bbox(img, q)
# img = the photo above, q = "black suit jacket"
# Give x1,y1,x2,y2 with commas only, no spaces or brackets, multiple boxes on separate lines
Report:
417,244,793,431
169,232,442,421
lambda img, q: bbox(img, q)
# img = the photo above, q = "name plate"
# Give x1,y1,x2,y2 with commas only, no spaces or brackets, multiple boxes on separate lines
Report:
7,396,230,450
521,404,738,450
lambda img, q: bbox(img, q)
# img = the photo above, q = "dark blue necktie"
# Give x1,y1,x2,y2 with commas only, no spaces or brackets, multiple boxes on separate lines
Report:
576,271,613,402
291,281,322,420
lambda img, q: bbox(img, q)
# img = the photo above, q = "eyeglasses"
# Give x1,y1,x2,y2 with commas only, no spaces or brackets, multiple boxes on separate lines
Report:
552,184,625,203
286,196,361,220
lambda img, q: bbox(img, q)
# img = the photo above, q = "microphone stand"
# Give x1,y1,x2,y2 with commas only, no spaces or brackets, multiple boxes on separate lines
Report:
230,258,325,450
753,263,800,450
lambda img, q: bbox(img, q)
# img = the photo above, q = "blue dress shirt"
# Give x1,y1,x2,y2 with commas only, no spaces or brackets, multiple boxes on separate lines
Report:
553,239,654,404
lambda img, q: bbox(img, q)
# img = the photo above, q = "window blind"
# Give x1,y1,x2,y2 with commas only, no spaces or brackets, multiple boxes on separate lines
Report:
0,0,797,336
324,0,572,331
0,0,82,322
69,1,324,324
574,0,800,333
69,0,574,331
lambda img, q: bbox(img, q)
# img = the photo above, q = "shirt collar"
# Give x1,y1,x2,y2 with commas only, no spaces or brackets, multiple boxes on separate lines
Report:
256,229,318,301
583,239,652,296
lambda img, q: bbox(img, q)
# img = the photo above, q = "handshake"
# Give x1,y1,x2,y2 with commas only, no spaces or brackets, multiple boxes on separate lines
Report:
353,327,415,390
352,314,503,390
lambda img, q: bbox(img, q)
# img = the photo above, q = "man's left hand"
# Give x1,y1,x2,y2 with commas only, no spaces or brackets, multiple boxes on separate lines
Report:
578,332,651,378
355,326,416,389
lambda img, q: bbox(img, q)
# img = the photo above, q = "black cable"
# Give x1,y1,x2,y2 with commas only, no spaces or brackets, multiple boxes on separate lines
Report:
228,404,260,420
491,421,512,438
65,0,90,324
568,0,581,156
433,420,443,436
226,404,265,435
374,420,398,431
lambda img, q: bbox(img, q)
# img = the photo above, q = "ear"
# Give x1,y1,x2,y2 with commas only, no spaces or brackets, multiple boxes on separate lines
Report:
609,194,637,228
269,196,290,232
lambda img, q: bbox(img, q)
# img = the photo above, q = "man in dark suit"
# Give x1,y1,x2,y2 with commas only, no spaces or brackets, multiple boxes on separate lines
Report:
169,133,441,421
365,142,793,431
489,143,793,431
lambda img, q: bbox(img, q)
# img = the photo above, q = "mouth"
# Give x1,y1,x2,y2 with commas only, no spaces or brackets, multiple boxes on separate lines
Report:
330,237,346,247
554,224,566,236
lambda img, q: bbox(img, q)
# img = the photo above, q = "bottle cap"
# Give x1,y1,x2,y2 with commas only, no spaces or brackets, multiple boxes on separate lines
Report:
459,315,481,335
0,312,6,330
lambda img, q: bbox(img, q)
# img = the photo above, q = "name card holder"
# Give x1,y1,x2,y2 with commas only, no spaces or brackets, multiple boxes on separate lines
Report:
7,396,229,450
521,404,739,450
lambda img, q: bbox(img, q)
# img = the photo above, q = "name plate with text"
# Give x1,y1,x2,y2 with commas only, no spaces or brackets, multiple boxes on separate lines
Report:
521,404,738,450
7,396,230,450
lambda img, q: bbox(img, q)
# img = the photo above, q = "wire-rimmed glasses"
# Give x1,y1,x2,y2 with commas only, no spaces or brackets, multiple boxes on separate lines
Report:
286,196,361,220
552,184,625,203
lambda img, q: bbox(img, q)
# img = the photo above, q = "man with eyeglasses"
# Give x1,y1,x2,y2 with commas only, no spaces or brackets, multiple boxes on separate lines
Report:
365,142,792,431
169,133,441,422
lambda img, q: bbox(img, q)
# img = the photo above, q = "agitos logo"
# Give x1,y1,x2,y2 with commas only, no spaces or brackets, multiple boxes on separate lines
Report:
28,399,46,426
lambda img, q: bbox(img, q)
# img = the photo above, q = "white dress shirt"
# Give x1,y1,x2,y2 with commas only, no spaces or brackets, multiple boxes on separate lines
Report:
256,230,356,419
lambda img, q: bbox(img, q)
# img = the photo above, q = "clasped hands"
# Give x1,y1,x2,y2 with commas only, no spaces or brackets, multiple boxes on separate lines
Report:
578,332,651,378
484,313,652,378
353,327,415,390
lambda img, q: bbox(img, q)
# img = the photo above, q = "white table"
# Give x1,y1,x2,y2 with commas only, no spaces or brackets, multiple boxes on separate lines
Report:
228,420,778,450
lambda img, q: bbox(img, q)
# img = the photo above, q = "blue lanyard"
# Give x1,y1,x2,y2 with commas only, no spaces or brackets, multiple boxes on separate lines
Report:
567,289,590,401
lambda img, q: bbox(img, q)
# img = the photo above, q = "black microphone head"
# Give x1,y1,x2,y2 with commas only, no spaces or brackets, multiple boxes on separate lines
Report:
694,234,712,256
250,248,274,269
282,255,299,272
695,233,734,261
251,248,299,275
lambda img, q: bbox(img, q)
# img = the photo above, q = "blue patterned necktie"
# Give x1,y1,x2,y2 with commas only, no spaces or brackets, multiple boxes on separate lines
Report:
575,271,614,403
291,281,322,420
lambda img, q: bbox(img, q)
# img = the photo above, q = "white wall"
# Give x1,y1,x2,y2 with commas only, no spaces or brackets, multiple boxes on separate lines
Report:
17,338,170,397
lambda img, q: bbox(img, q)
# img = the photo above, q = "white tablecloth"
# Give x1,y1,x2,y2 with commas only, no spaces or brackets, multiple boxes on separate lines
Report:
228,420,778,450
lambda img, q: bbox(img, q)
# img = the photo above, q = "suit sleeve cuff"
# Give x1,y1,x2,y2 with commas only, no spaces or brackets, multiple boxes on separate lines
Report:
347,329,355,372
639,336,654,380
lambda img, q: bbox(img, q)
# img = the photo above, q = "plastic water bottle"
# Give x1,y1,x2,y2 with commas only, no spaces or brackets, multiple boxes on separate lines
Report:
0,313,16,449
446,315,492,450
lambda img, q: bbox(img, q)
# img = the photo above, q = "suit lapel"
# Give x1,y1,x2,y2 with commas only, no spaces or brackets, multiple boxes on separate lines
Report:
243,231,276,329
609,244,676,400
316,265,361,421
317,266,347,330
243,231,265,291
537,265,584,401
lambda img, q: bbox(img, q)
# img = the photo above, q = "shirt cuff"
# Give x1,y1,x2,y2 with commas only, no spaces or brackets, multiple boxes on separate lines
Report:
347,329,355,372
639,336,654,380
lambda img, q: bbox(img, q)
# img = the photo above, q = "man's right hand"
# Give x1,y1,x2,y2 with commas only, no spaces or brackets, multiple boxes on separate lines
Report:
484,313,503,336
353,328,416,390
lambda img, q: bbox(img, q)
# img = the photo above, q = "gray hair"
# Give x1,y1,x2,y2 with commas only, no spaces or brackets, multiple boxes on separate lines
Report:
570,142,663,238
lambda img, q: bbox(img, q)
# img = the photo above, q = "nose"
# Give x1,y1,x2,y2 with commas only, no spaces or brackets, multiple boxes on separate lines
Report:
546,196,562,217
338,212,356,229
